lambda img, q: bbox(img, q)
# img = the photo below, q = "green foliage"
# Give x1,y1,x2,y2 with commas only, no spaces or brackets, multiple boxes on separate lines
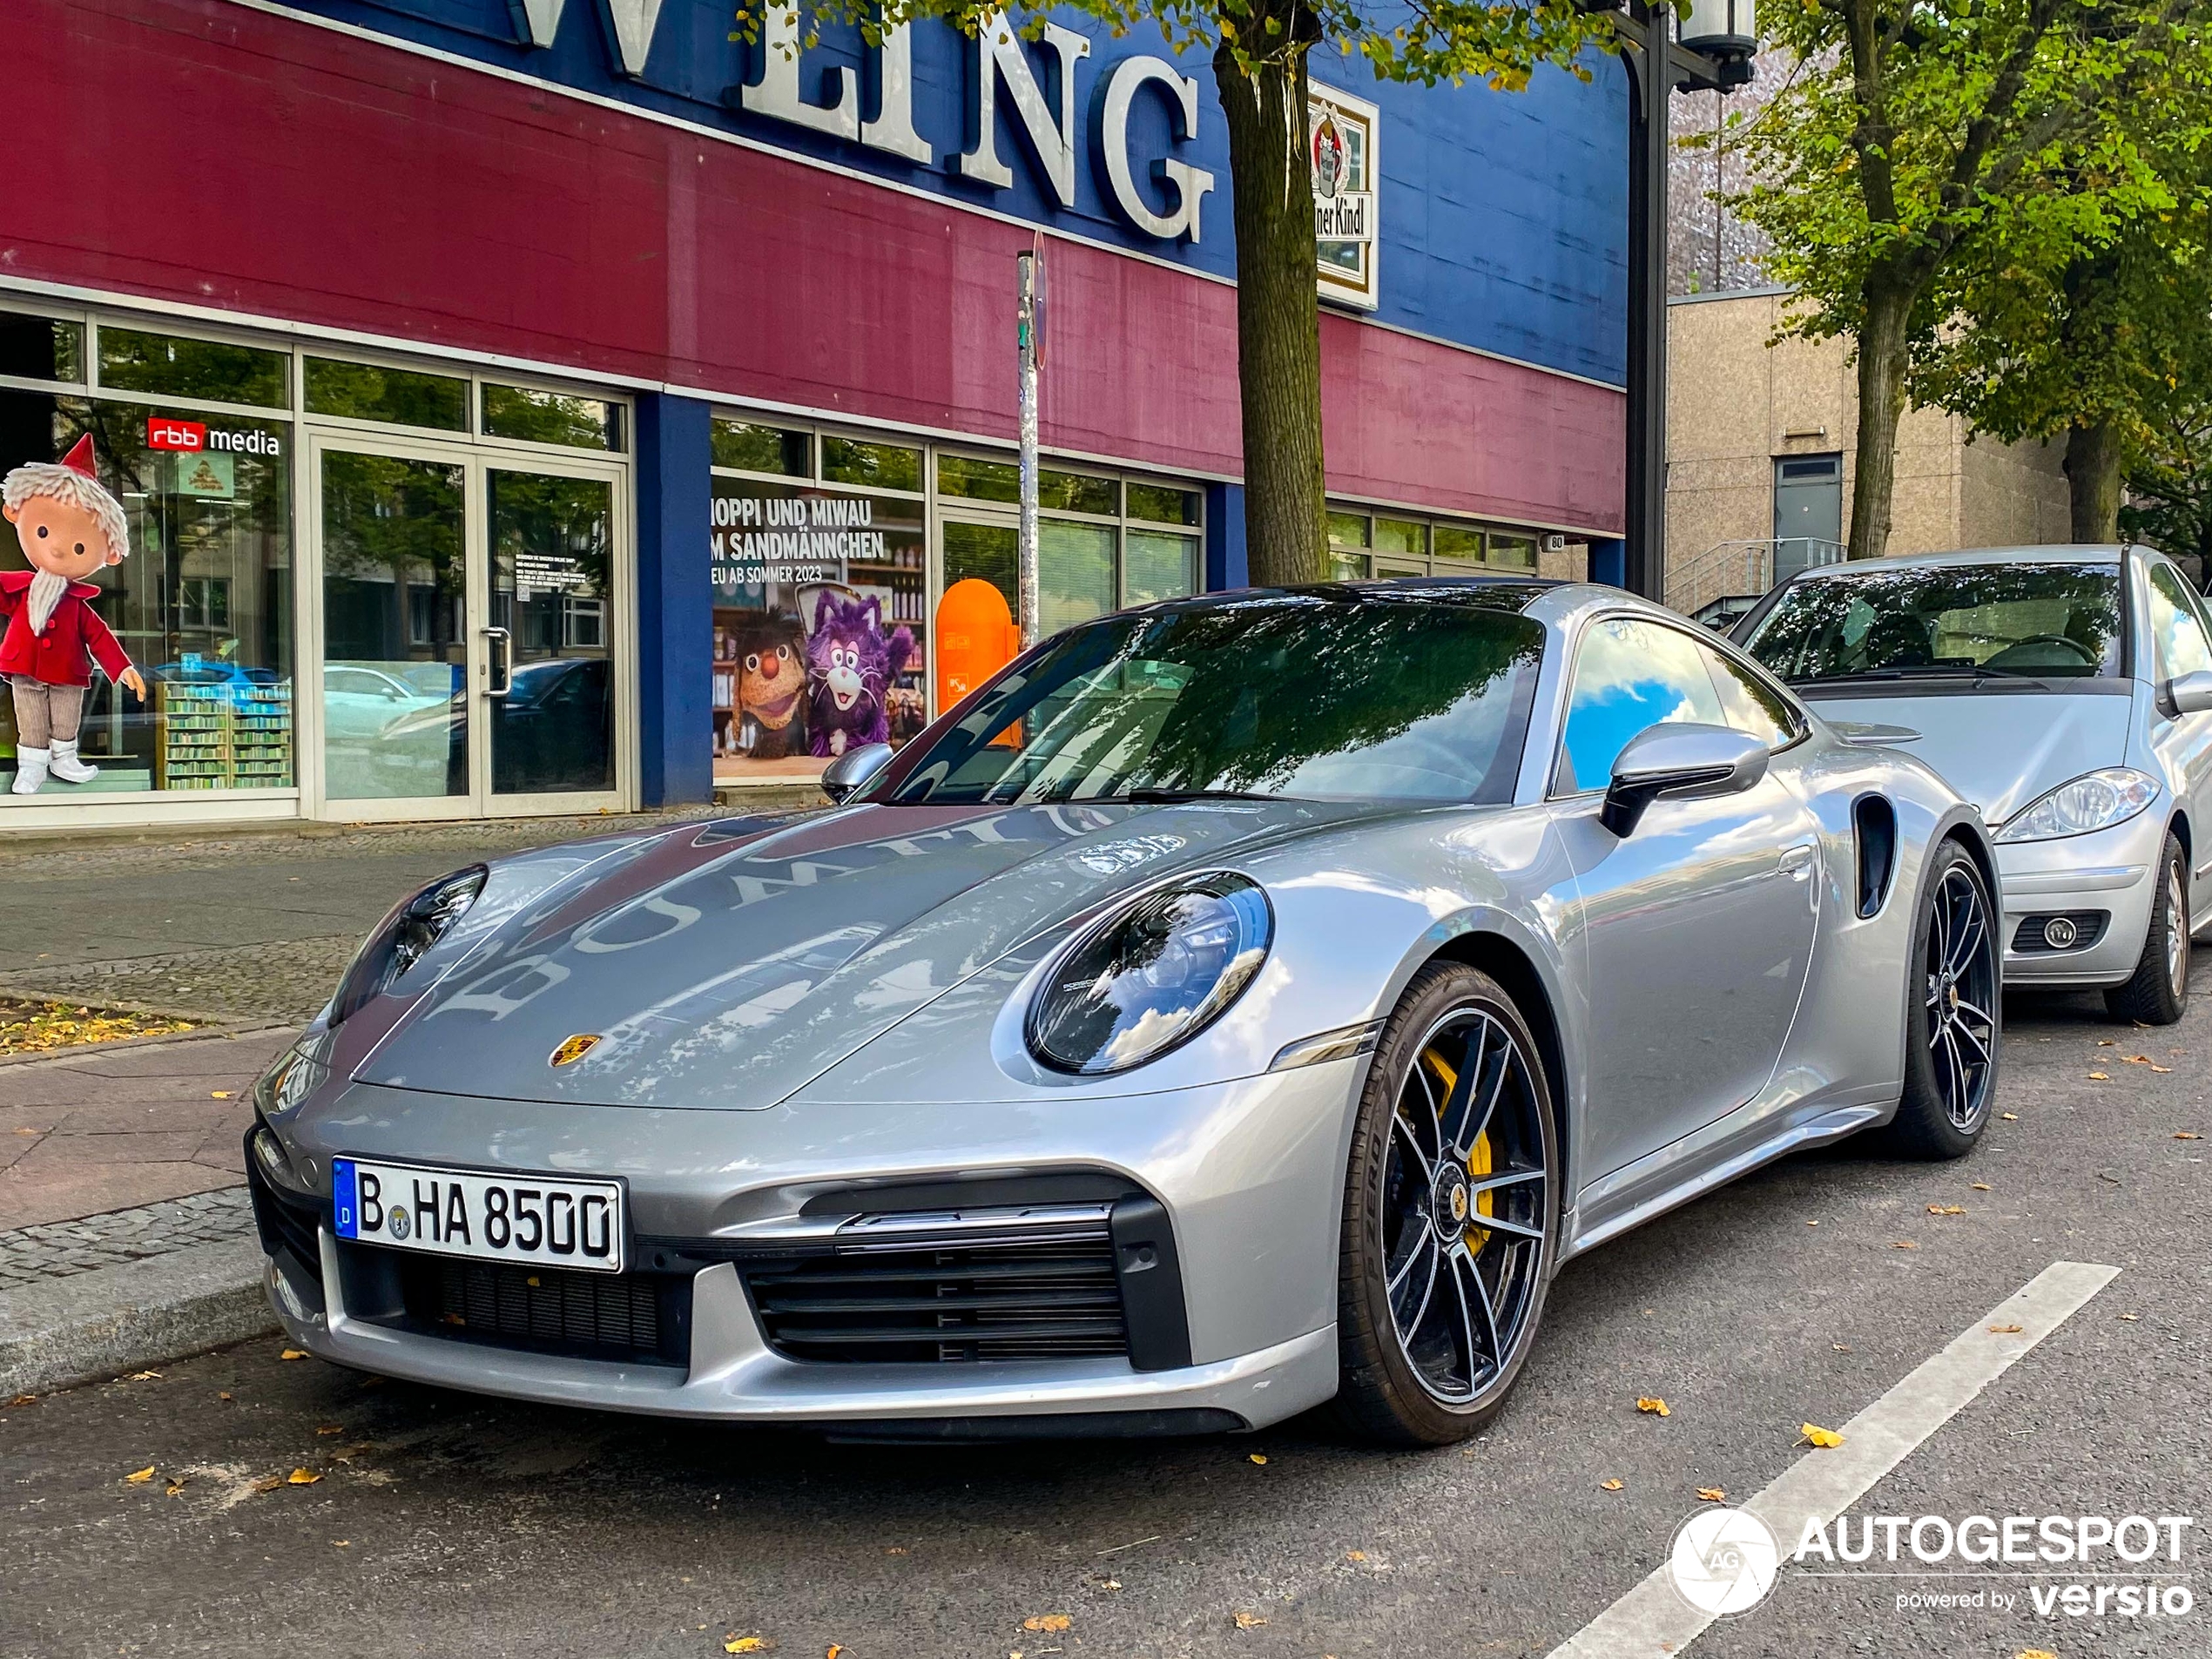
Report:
2124,410,2212,568
1735,0,2199,350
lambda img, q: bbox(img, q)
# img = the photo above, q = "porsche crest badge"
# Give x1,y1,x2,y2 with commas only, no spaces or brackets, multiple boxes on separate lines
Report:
550,1034,602,1068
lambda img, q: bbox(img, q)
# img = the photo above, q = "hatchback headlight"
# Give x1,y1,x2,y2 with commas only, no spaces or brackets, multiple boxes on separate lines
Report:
329,866,488,1025
1994,768,2159,843
1026,873,1272,1076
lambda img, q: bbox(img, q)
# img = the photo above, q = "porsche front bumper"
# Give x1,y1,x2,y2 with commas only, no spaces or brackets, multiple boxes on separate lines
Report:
251,1057,1364,1434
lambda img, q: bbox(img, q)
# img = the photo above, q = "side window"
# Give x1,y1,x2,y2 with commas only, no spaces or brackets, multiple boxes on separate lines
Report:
2146,563,2212,682
1558,617,1726,792
1696,638,1799,749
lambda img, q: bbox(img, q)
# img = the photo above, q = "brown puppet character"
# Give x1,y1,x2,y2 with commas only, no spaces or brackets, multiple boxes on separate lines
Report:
0,436,146,793
735,629,809,760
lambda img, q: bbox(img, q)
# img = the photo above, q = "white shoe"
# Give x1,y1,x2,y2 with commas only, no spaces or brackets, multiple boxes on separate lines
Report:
11,746,50,794
48,739,98,784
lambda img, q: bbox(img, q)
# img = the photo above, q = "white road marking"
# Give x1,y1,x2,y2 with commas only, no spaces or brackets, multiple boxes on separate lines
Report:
1547,1259,2121,1658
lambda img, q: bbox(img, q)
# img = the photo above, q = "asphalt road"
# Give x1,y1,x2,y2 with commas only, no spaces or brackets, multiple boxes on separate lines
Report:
4,974,2206,1659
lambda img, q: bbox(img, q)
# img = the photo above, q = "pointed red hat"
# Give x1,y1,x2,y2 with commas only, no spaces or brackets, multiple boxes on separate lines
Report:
59,435,97,479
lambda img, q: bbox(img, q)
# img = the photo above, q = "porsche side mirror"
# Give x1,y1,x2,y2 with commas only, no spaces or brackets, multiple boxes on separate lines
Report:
820,741,894,804
2165,668,2212,718
1601,723,1770,838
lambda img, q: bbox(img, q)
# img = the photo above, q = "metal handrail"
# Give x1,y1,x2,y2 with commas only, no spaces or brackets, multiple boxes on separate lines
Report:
1669,536,1846,618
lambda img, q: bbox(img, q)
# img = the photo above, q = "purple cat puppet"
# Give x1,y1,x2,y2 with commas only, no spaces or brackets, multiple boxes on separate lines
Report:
806,590,915,758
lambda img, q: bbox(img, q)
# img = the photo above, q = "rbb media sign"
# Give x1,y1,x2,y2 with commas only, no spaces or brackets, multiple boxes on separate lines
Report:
145,417,283,456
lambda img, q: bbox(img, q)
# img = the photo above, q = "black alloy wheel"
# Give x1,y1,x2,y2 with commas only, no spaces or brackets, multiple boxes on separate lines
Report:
1336,963,1558,1444
1885,840,2001,1158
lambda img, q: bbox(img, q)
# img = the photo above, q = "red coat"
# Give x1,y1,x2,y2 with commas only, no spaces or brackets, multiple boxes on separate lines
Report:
0,571,134,687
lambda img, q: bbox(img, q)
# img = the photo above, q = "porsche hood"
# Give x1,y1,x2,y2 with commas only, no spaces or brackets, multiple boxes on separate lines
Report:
354,799,1373,1109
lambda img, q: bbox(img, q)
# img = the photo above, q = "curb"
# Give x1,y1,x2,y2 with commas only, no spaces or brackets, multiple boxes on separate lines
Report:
0,1235,274,1398
0,1007,294,1070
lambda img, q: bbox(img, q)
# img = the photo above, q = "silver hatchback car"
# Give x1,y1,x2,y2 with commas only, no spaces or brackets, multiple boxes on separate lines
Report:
1737,545,2212,1022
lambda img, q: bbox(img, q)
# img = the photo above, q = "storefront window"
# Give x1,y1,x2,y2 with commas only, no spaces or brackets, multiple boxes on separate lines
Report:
710,475,926,784
97,327,288,409
1125,529,1200,605
1331,507,1547,578
712,419,809,478
0,314,84,385
305,359,469,430
1375,517,1425,556
939,454,1116,516
1432,523,1486,563
0,390,293,796
489,469,615,795
821,435,922,493
481,383,624,453
1127,482,1201,528
1488,532,1539,570
1041,521,1116,634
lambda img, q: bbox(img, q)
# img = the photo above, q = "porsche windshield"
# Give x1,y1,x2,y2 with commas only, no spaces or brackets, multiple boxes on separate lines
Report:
1742,562,2124,685
884,593,1547,805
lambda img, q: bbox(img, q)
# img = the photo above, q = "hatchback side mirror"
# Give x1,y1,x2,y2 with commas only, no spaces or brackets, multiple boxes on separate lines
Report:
820,741,894,805
1602,722,1770,838
2165,668,2212,718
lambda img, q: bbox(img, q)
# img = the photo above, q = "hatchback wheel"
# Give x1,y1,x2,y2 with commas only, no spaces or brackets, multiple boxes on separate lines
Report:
1335,963,1558,1445
2106,832,2191,1026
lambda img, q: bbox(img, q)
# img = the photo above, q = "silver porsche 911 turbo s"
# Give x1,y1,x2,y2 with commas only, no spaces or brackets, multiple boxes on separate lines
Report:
249,578,2001,1445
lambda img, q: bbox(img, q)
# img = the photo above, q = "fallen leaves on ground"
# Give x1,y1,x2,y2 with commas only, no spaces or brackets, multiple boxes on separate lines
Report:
1989,1324,2023,1334
825,1648,843,1658
723,1639,774,1655
251,1476,284,1494
211,1089,233,1099
1892,1240,1919,1250
8,1393,35,1407
1345,1550,1368,1561
333,1540,349,1548
1022,1616,1071,1634
287,1467,320,1486
2118,1312,2141,1322
1927,1204,1965,1216
1800,1424,1845,1449
315,1425,344,1435
1248,1453,1267,1466
0,998,193,1054
1600,1479,1625,1491
2017,1649,2059,1659
279,1350,309,1361
1636,1397,1670,1417
1971,1183,1992,1191
1696,1487,1726,1502
125,1370,163,1381
124,1467,156,1484
218,1392,233,1401
1231,1611,1269,1629
2000,1112,2019,1121
165,1479,186,1498
2087,1071,2110,1081
2177,1130,2202,1140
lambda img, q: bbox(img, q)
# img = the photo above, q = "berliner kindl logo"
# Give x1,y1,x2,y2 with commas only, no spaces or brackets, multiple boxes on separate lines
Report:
1668,1507,1781,1615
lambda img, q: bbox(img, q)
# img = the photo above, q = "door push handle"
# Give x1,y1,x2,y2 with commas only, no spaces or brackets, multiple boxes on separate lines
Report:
1778,842,1817,879
483,627,513,699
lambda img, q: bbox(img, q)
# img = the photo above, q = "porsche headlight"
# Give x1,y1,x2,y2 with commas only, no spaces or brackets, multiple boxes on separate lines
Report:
1994,768,2160,843
1026,873,1272,1076
329,866,488,1025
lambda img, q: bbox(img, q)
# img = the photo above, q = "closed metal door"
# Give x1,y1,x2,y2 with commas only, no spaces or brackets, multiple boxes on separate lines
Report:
1774,455,1843,583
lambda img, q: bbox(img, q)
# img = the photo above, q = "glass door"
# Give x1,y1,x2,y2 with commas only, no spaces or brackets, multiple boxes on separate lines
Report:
309,435,475,817
306,436,628,819
485,463,621,805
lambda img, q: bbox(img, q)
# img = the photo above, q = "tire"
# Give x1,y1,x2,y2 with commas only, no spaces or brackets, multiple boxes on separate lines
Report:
1883,840,2001,1159
2104,833,2191,1026
1334,962,1560,1446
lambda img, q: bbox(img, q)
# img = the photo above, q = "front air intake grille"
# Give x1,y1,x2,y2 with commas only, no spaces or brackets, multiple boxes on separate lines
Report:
396,1257,689,1366
246,1153,323,1285
742,1214,1130,1365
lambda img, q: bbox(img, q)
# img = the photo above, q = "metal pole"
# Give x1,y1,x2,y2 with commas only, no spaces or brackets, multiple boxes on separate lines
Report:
1622,2,1673,604
1015,248,1042,647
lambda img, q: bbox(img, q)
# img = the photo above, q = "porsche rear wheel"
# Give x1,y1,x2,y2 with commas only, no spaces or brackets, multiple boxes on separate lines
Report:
1335,963,1559,1446
1883,840,2000,1159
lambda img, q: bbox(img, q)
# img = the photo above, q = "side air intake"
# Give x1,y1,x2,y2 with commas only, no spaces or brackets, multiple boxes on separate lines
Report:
1853,795,1898,919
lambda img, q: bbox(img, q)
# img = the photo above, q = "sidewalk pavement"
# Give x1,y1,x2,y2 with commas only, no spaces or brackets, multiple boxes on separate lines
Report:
0,802,780,1396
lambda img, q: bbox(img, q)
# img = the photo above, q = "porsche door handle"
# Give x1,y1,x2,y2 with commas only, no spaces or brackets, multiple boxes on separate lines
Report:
1778,842,1817,880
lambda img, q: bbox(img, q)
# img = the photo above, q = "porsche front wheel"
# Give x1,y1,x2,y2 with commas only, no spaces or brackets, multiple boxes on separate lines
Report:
1334,963,1559,1446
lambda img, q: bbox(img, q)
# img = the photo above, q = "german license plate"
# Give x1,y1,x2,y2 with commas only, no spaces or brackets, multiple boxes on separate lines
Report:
332,1157,625,1273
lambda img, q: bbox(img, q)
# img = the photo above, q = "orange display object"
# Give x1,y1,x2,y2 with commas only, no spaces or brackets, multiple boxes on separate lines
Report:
934,578,1023,713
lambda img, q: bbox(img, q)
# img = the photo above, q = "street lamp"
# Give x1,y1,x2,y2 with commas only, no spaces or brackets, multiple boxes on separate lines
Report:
1586,0,1757,601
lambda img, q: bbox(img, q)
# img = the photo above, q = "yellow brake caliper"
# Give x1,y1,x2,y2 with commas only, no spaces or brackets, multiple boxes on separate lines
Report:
1422,1047,1494,1253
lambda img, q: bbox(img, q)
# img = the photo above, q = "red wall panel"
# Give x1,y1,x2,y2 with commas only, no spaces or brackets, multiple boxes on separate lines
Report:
3,0,1623,531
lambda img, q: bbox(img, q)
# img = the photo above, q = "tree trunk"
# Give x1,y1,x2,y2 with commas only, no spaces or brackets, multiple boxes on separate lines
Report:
2064,419,2124,543
1847,280,1914,561
1215,42,1326,587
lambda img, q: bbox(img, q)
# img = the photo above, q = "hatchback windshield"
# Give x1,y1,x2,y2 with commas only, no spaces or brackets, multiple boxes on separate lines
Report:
882,592,1547,805
1742,563,2123,684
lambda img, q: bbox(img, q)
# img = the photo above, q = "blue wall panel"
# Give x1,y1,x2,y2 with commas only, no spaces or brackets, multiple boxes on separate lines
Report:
633,392,715,806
